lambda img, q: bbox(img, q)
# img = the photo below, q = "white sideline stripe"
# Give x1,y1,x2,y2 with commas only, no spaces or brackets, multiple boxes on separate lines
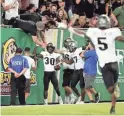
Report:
1,102,124,108
1,115,124,116
2,115,124,116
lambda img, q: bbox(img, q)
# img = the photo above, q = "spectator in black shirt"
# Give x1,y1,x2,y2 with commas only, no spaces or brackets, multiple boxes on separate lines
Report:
25,4,36,13
94,0,106,15
42,4,57,20
85,0,94,19
73,0,85,16
8,17,56,47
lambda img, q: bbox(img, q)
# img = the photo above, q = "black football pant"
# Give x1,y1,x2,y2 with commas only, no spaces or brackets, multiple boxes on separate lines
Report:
10,73,26,105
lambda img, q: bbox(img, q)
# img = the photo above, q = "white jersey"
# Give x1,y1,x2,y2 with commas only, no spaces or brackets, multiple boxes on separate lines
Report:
71,48,84,70
62,48,74,69
86,28,122,68
24,56,36,79
4,0,19,20
41,51,60,72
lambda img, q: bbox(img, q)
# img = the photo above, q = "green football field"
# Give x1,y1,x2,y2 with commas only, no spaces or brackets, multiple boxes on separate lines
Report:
1,103,124,115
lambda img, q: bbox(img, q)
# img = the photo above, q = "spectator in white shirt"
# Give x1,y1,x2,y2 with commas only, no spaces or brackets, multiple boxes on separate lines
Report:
24,47,36,100
2,0,19,25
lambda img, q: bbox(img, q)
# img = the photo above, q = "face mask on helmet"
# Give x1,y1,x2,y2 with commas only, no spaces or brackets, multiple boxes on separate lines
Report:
68,41,78,53
46,43,55,53
97,15,111,29
63,37,73,48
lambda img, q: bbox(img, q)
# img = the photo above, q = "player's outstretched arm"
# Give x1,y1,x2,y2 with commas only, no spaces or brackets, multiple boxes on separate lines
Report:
116,36,124,41
68,27,86,37
54,49,66,55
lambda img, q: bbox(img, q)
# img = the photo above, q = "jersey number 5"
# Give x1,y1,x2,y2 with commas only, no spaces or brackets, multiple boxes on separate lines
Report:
98,38,108,50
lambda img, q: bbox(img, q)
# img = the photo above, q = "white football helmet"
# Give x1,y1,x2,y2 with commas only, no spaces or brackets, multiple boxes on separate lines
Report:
97,14,111,29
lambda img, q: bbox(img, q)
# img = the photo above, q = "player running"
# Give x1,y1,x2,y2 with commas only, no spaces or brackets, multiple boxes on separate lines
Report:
69,14,124,114
37,43,63,105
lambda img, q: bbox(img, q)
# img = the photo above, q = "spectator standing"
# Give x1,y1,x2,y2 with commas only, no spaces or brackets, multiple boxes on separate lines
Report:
29,0,39,8
20,4,41,23
73,0,86,24
42,4,57,20
8,48,29,105
113,0,124,26
80,42,100,103
39,4,46,15
73,16,87,28
24,47,36,100
2,0,19,25
56,8,68,24
94,0,106,15
85,0,94,19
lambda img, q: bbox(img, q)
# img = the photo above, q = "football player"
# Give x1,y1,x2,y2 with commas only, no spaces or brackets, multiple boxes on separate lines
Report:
86,15,124,114
55,37,76,104
37,43,63,105
69,14,124,114
62,41,85,104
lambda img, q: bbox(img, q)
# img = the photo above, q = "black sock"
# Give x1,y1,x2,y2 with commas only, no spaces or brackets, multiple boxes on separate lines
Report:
95,92,98,96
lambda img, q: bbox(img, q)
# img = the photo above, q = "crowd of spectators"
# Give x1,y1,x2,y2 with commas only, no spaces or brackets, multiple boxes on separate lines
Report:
1,0,124,29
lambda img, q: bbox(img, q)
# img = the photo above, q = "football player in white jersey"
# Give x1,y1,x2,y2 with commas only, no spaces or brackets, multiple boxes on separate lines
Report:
62,41,85,104
37,43,63,105
55,38,76,104
68,14,124,114
86,15,124,114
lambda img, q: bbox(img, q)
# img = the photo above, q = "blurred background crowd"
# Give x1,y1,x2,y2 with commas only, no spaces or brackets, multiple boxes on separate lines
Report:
1,0,124,28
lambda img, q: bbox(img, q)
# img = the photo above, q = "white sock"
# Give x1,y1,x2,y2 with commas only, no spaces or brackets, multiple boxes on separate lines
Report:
69,93,75,98
58,96,62,99
44,99,48,104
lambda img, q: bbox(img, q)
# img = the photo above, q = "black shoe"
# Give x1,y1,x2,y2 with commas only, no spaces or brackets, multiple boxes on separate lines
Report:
110,106,115,114
90,100,94,103
95,92,100,103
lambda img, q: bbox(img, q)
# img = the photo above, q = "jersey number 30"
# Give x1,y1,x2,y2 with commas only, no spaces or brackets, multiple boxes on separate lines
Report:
45,57,55,65
98,38,108,50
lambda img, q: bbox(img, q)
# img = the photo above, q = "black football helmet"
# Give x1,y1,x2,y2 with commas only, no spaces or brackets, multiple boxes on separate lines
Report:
46,43,55,53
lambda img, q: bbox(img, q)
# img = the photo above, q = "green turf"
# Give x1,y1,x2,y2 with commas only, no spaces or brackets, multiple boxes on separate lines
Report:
1,103,124,115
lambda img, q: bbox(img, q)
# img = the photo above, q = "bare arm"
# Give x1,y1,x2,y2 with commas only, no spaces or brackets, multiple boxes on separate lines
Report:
32,36,46,48
80,46,89,57
54,49,65,55
8,68,17,74
62,59,74,64
2,3,13,11
68,27,86,37
19,68,28,76
110,13,118,26
116,36,124,41
40,31,47,43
